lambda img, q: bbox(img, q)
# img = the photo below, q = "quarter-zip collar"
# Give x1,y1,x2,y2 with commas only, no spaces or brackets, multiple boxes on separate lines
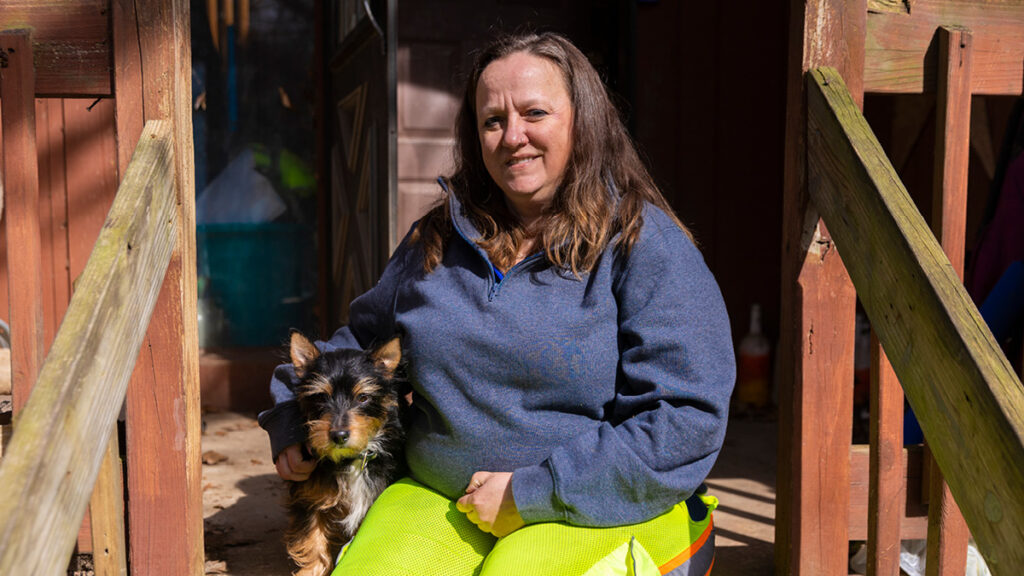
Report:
437,177,546,301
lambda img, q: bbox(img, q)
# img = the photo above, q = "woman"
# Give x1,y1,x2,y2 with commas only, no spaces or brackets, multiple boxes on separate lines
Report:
260,32,734,575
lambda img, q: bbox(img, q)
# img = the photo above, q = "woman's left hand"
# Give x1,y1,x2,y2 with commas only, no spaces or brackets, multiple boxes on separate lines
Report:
456,471,525,537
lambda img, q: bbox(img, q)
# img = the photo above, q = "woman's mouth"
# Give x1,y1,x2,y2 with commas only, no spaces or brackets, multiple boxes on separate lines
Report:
506,156,536,167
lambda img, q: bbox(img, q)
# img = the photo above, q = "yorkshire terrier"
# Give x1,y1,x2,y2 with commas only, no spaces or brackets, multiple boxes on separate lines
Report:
284,332,406,576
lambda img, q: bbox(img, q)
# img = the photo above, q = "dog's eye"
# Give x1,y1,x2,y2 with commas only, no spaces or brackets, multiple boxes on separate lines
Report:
356,393,371,404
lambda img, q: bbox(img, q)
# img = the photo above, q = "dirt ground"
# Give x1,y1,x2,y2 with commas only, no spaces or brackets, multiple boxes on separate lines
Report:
201,412,777,576
202,411,293,576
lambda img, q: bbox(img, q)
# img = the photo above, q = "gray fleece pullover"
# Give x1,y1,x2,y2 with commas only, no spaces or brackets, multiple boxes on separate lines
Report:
258,189,735,527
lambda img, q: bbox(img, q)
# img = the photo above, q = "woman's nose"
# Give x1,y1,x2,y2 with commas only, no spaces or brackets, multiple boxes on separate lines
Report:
502,116,526,147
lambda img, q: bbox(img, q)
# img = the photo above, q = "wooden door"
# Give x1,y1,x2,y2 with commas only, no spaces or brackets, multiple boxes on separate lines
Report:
327,0,397,325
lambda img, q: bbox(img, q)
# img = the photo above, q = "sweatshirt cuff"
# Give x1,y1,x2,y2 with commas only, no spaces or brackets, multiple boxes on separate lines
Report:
257,400,305,461
512,462,567,524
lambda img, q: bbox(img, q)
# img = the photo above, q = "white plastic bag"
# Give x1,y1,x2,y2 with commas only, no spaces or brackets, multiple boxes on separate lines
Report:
196,148,286,224
850,539,991,576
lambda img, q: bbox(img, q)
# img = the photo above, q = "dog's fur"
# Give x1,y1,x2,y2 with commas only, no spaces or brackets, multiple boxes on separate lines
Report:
284,333,406,576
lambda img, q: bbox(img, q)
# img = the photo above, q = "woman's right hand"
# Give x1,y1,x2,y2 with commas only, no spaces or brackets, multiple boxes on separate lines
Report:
275,443,315,481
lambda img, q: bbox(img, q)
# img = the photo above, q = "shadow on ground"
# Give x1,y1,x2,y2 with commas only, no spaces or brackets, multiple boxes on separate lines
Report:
202,412,294,575
705,417,777,575
205,474,293,575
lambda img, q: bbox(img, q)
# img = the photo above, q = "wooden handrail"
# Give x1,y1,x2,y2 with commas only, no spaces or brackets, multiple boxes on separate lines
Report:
805,66,1024,574
0,120,176,575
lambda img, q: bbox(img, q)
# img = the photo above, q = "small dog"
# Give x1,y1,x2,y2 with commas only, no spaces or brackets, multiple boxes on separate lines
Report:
284,332,406,576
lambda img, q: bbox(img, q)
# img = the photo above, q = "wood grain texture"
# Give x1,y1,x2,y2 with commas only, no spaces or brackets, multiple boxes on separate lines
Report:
0,0,111,97
58,87,120,570
807,66,1024,575
0,120,176,576
113,0,202,573
89,426,128,576
1,30,45,414
865,0,1024,95
777,1,864,574
35,99,70,348
851,443,927,542
35,97,121,559
924,26,972,576
931,27,972,279
63,96,121,563
65,99,120,289
867,335,905,575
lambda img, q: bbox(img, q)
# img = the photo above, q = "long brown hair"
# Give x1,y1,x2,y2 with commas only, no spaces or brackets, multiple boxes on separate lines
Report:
415,31,687,274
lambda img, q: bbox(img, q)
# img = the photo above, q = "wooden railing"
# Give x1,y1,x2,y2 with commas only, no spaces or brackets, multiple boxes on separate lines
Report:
806,66,1024,574
0,121,176,574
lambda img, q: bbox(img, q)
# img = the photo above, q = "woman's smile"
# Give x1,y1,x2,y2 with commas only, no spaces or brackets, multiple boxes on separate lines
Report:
507,156,536,166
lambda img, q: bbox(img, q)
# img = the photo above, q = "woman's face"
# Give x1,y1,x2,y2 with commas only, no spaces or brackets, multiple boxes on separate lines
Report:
475,52,574,221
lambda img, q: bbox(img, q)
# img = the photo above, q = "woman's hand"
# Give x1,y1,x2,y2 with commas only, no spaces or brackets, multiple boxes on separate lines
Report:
274,443,316,481
456,471,525,537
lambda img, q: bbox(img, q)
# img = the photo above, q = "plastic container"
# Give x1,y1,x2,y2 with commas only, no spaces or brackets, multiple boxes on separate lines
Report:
197,222,316,347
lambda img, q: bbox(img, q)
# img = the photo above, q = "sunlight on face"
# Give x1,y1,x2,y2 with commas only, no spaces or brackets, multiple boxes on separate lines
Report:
476,52,574,223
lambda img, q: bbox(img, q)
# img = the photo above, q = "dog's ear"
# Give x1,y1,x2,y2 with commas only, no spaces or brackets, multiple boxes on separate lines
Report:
289,332,320,378
370,337,402,378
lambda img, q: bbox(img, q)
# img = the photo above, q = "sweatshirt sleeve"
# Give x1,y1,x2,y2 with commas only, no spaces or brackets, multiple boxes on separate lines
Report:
512,209,735,526
258,226,422,460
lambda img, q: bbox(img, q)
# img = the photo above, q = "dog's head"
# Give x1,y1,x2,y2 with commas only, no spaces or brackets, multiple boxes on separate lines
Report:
289,332,402,464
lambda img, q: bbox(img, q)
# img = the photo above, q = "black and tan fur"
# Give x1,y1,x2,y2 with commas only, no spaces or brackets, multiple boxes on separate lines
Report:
285,333,405,576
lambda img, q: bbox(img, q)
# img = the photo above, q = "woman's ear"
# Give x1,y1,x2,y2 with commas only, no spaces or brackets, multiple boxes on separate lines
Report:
289,332,320,378
370,337,402,378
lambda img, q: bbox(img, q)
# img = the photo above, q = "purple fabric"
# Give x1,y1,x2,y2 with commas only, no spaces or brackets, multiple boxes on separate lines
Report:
969,152,1024,303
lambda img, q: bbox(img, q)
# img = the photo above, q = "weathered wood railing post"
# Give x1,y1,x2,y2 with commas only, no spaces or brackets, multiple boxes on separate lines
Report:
112,1,202,572
0,120,177,575
777,1,866,573
806,66,1024,574
867,330,903,575
925,25,973,576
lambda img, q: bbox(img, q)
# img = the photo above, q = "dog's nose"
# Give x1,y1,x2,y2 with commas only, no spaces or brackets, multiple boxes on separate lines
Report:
330,430,350,444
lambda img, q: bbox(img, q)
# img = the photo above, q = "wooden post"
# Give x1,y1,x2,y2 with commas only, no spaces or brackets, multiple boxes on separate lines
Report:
0,30,45,414
89,428,128,576
868,334,904,576
0,120,176,576
777,1,865,573
806,65,1024,574
112,0,202,573
932,27,972,277
925,26,972,576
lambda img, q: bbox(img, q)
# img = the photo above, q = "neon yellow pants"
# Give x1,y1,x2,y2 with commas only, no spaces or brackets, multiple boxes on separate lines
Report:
332,478,717,576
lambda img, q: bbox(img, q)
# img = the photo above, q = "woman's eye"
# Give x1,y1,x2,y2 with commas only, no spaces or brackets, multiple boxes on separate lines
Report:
482,116,501,128
526,109,547,118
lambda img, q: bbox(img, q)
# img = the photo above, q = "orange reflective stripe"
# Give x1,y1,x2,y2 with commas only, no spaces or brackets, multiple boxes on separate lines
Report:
704,556,714,576
657,518,713,575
